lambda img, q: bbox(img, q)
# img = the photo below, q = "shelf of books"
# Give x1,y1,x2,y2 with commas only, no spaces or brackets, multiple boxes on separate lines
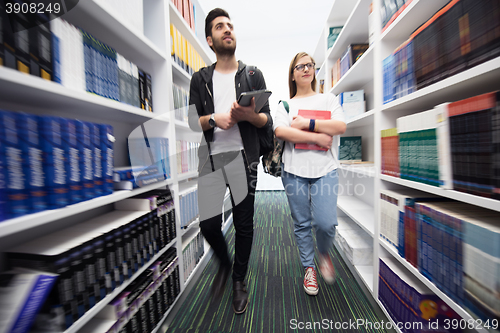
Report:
63,0,168,64
380,0,448,43
169,1,213,66
0,67,155,124
382,56,500,113
0,0,212,331
330,45,374,95
379,240,484,329
315,0,500,330
65,239,178,333
326,0,370,63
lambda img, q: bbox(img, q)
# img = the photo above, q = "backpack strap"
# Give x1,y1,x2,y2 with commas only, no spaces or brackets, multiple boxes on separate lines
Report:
280,100,290,113
245,65,257,91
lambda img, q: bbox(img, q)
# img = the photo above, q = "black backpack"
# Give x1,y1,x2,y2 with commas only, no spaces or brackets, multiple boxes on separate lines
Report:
244,66,274,157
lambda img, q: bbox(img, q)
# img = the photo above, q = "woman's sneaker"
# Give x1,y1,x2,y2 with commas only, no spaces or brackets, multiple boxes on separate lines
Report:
304,267,319,296
319,254,336,284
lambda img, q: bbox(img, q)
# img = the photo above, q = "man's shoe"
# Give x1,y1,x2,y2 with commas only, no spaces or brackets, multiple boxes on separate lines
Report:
319,253,336,284
233,281,249,314
304,267,319,296
211,265,230,300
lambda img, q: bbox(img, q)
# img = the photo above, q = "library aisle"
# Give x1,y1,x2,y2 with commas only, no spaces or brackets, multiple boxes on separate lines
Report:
164,191,389,333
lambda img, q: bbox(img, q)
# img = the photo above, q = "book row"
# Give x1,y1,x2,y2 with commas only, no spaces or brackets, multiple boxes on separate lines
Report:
170,0,196,32
379,188,500,325
182,232,204,284
383,0,500,104
0,9,154,111
381,91,500,200
170,24,207,76
331,43,369,89
99,248,180,333
380,0,412,33
378,257,463,333
5,189,177,331
176,140,200,174
0,110,114,221
173,83,190,123
179,187,199,229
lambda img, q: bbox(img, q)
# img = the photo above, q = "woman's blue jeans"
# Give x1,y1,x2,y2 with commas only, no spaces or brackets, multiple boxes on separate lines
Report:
281,168,339,269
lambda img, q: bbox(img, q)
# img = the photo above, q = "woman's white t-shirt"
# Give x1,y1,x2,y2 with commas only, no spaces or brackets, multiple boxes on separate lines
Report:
273,93,345,178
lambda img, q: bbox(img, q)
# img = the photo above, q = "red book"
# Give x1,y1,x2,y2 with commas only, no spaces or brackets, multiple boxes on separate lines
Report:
294,109,331,151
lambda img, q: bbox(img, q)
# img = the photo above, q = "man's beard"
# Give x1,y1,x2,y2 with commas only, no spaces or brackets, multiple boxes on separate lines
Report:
212,37,236,57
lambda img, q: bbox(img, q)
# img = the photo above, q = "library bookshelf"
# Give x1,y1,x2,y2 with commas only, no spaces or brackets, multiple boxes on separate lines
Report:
0,0,216,332
314,0,500,332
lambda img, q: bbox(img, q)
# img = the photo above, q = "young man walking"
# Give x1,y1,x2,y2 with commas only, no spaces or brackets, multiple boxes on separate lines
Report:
188,8,272,314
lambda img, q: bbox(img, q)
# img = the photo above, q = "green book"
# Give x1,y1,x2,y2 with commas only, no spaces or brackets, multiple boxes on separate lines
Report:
339,136,362,161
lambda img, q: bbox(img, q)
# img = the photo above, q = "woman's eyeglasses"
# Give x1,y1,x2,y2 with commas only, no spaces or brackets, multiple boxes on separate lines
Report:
294,62,315,72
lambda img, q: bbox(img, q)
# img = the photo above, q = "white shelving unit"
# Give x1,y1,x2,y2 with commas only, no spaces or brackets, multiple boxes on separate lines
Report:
314,0,500,331
0,0,215,332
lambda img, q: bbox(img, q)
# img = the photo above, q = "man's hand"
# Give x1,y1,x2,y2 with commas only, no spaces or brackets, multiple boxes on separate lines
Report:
230,97,257,123
215,113,237,130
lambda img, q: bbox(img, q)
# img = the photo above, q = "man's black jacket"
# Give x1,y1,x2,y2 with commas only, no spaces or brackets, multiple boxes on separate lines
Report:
188,60,273,172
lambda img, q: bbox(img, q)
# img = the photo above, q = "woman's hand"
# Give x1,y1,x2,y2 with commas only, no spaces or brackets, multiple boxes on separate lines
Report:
314,133,333,150
291,115,309,131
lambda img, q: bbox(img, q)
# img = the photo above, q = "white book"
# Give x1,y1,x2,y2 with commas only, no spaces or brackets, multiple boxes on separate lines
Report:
434,103,453,189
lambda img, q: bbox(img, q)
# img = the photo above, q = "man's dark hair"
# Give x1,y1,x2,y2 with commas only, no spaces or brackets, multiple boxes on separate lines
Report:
205,8,230,40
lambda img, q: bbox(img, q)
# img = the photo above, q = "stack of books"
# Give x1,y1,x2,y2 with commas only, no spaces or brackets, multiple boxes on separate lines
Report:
170,0,196,32
0,110,114,221
383,0,500,103
382,91,499,200
170,24,207,76
182,232,204,283
379,257,462,333
96,248,180,333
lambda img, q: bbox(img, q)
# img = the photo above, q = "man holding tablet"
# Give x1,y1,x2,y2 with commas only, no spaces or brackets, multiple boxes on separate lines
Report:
188,8,272,315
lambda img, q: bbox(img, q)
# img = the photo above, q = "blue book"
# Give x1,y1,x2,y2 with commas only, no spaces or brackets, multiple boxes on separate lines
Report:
17,113,47,213
81,30,95,95
100,124,114,195
0,111,30,218
62,119,83,204
92,123,104,198
0,268,58,333
75,120,94,200
383,54,395,104
40,116,69,209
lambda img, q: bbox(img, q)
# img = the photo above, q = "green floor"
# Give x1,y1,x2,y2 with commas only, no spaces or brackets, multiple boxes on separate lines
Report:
166,191,389,333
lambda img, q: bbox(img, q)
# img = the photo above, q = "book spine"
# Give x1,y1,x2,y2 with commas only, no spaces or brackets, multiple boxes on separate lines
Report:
101,124,114,195
76,120,94,200
92,123,104,197
63,119,82,204
41,116,69,208
10,274,58,333
21,113,48,213
138,69,146,111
